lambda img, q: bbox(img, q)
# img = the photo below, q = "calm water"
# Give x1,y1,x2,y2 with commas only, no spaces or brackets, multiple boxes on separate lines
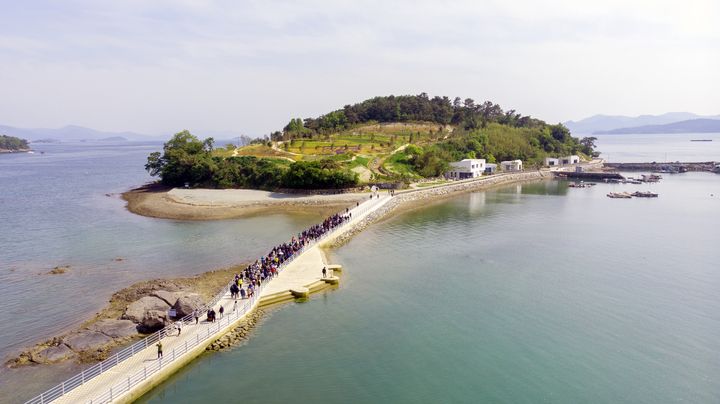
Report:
595,132,720,163
0,142,328,401
3,136,719,403
139,171,720,400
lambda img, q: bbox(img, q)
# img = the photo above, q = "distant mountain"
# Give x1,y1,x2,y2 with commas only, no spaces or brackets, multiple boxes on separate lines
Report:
594,119,720,135
564,112,720,134
0,124,156,142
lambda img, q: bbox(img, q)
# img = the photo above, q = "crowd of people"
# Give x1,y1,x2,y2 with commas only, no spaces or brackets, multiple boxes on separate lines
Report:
226,210,353,303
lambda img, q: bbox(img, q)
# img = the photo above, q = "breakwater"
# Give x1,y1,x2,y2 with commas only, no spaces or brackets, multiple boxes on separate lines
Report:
604,161,719,173
330,170,547,247
553,171,625,180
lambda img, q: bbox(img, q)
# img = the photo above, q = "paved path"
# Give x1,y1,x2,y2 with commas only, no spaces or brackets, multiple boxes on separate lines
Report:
42,195,392,404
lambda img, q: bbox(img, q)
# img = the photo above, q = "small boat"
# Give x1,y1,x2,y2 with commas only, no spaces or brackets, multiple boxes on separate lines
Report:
632,191,659,198
640,174,662,183
607,192,632,199
568,182,590,188
27,151,35,154
690,139,712,142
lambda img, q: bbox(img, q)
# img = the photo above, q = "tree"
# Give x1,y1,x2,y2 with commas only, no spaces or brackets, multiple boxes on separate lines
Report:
146,130,216,186
580,136,597,154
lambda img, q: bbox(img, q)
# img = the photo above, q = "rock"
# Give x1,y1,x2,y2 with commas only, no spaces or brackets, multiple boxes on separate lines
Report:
90,319,138,339
32,344,75,363
64,331,113,351
138,310,167,333
122,296,171,323
172,294,205,318
151,290,183,306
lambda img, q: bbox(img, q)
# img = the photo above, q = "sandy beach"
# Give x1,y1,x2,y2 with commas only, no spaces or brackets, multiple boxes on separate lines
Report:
122,185,368,220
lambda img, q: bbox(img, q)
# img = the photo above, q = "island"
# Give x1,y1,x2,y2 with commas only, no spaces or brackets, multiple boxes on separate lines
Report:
0,134,31,153
144,94,596,190
594,118,720,134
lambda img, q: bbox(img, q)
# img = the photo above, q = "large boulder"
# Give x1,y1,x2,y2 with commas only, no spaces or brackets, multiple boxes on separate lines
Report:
32,344,75,363
138,310,168,333
150,290,183,306
123,296,171,323
90,319,138,339
172,294,205,318
63,331,113,351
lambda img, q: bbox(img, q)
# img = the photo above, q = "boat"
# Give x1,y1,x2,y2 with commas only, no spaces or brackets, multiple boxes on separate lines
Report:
640,174,662,183
631,191,658,198
607,192,632,199
690,139,712,142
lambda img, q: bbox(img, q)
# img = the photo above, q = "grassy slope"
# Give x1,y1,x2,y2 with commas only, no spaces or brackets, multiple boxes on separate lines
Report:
226,122,447,183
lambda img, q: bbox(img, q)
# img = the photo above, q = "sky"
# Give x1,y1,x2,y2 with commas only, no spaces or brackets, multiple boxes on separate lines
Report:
0,0,718,136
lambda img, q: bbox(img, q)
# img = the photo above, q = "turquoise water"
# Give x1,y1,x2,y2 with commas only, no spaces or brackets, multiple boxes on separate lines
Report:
139,173,720,403
3,135,719,403
0,142,328,401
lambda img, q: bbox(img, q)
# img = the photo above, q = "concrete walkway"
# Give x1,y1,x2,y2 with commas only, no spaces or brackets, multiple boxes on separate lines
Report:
41,195,392,404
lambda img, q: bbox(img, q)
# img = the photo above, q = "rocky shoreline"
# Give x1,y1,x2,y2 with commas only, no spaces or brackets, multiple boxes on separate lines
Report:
7,267,244,368
206,309,265,351
9,171,546,370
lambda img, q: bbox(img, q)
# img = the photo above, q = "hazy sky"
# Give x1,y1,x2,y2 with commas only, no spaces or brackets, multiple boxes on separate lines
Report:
1,0,718,136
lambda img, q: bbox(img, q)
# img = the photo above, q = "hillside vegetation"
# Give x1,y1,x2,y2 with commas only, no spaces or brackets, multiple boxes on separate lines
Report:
0,135,30,151
146,94,596,189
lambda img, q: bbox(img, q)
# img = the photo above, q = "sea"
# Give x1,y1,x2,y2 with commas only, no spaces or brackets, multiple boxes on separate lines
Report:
1,133,719,403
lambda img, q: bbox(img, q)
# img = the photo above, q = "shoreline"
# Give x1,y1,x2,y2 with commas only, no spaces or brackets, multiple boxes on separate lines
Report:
11,171,547,400
122,184,368,220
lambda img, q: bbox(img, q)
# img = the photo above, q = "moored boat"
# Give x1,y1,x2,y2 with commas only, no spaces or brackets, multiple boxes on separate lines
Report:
631,191,659,198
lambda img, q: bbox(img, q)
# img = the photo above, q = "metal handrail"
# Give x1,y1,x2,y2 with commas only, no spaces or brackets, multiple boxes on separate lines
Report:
25,196,386,404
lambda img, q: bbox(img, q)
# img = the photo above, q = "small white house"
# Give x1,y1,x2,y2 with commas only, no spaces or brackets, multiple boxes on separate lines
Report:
500,160,523,172
485,163,497,174
560,155,580,165
544,157,560,166
446,159,486,179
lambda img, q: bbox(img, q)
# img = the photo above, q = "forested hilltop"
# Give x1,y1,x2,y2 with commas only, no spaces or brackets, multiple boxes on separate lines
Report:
0,135,30,152
146,94,596,189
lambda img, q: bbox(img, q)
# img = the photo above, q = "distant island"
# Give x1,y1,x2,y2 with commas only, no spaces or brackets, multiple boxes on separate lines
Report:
565,112,720,134
594,118,720,134
0,134,31,153
0,124,152,142
145,94,596,190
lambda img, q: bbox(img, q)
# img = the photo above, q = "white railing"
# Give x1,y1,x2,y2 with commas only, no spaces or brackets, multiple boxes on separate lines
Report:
25,196,385,404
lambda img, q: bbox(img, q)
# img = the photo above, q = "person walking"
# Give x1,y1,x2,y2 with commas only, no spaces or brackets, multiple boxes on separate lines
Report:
194,310,199,325
322,266,327,278
156,341,163,359
233,300,238,312
175,320,182,336
219,305,224,319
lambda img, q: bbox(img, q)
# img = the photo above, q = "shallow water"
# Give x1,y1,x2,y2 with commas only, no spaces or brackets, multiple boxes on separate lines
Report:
0,142,329,401
139,173,720,403
3,135,719,403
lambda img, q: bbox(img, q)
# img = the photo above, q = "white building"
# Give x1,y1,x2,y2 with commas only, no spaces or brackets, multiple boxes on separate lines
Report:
500,160,523,172
560,155,580,165
446,159,486,179
485,163,497,174
544,157,560,166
